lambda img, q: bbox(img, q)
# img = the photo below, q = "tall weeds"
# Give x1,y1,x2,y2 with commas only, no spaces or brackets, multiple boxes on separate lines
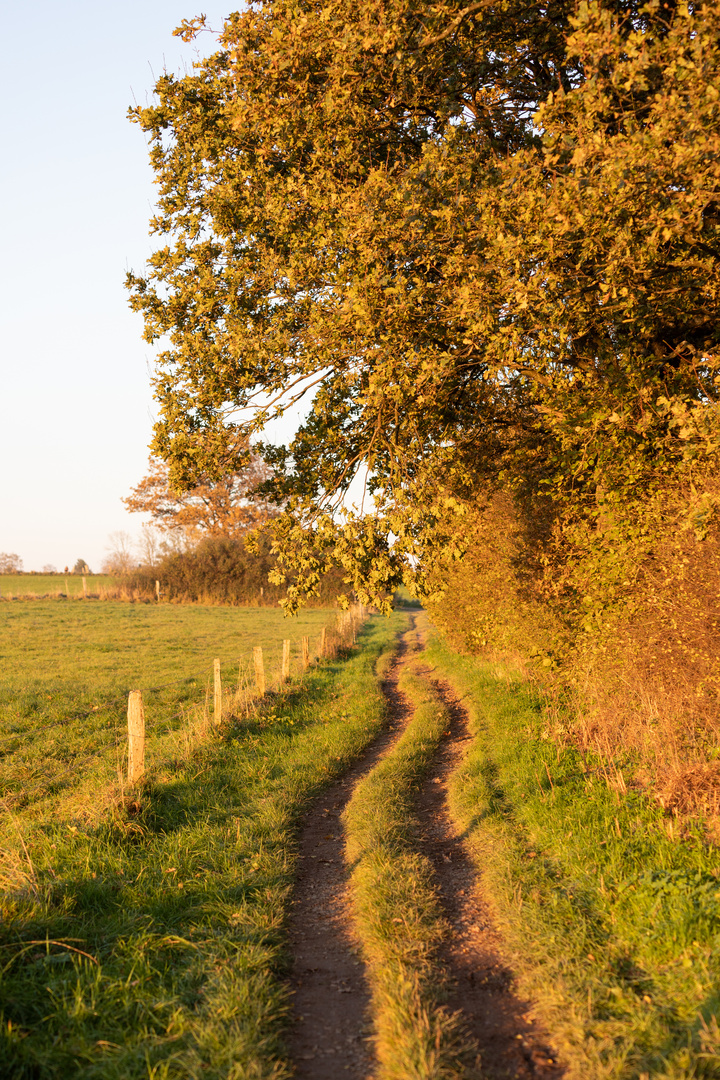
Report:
427,480,720,816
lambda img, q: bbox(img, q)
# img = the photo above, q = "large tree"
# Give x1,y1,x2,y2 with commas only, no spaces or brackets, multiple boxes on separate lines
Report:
123,455,277,540
128,0,720,609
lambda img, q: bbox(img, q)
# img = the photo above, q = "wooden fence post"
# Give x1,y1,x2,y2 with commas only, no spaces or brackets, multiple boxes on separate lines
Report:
301,636,309,671
64,577,70,599
253,646,266,696
282,639,291,683
213,658,222,725
319,626,326,658
82,575,87,599
155,580,160,602
127,691,145,784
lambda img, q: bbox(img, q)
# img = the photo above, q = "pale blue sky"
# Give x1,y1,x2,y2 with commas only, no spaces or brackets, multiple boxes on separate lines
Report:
0,2,234,571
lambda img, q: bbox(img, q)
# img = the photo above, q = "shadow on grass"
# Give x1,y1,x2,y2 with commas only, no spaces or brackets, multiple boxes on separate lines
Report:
0,691,328,1074
0,619,399,1079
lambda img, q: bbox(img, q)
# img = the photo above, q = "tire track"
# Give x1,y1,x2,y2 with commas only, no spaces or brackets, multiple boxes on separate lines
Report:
414,673,563,1078
286,619,421,1078
286,618,561,1078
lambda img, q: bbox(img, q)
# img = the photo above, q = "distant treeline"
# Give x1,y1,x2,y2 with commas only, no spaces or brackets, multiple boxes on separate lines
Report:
126,531,346,607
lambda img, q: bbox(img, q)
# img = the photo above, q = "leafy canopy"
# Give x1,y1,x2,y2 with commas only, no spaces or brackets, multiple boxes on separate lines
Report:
128,0,720,610
123,455,277,541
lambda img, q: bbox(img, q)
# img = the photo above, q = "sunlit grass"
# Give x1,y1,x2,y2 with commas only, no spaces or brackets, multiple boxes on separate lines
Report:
344,633,469,1079
0,575,115,597
427,632,720,1079
0,601,338,849
0,614,402,1079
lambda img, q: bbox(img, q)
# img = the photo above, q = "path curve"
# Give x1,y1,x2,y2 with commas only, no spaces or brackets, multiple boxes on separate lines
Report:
285,619,421,1078
286,616,561,1077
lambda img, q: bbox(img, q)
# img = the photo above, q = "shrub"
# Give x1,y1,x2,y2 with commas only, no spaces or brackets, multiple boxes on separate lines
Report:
127,530,346,607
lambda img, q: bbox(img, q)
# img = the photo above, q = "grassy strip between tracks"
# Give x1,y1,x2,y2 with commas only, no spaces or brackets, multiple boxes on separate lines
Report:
0,612,405,1080
344,644,470,1080
425,631,720,1080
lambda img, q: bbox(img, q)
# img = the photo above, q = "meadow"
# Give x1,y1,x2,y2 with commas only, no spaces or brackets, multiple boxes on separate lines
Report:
0,604,404,1079
0,600,338,863
0,575,115,598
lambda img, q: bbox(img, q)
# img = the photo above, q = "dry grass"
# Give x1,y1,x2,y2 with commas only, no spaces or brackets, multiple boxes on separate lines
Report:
655,761,720,817
427,483,720,820
564,516,720,814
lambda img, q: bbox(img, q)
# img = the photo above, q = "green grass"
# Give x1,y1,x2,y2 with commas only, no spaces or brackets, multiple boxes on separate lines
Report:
425,632,720,1079
14,596,716,1078
0,601,339,854
344,638,470,1079
0,612,405,1079
0,575,115,597
392,586,423,610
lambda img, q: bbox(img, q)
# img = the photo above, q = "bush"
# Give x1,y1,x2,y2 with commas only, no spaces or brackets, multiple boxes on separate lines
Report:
426,477,720,814
127,530,346,607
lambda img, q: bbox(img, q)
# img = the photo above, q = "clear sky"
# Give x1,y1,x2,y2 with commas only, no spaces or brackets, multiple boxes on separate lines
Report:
0,2,234,572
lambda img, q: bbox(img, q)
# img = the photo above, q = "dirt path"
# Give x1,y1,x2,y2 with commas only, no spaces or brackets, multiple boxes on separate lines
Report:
286,618,561,1078
285,623,420,1078
414,673,562,1078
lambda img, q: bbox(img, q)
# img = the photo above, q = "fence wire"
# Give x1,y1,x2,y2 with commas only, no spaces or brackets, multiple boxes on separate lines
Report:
0,606,368,815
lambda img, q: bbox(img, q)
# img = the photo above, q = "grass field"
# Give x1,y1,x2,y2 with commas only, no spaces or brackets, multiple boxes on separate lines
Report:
0,601,340,859
0,609,405,1079
345,646,466,1079
427,632,720,1078
6,595,716,1077
0,575,115,598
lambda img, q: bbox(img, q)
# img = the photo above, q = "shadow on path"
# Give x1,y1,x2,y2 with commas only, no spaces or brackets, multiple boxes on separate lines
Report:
286,619,420,1078
415,673,564,1078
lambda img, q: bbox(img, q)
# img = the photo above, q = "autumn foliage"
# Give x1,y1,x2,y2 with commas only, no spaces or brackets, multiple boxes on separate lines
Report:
123,456,277,541
128,2,720,791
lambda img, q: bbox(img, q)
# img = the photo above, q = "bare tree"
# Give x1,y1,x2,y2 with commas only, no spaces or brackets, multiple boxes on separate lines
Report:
0,553,23,574
137,524,162,569
101,532,135,576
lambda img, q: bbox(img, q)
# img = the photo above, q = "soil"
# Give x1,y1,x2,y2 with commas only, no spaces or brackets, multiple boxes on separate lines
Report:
286,616,562,1078
285,627,419,1078
414,671,563,1078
